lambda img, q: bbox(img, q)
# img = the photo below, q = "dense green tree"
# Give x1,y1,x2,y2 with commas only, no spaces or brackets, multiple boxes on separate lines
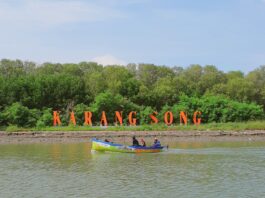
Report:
152,77,179,108
90,92,140,125
120,78,141,98
2,103,40,127
226,71,244,80
139,106,156,124
225,78,256,102
103,66,134,95
84,71,105,100
0,59,264,127
0,59,26,78
198,65,226,94
36,108,53,127
137,64,175,88
73,103,90,125
35,62,63,75
246,66,265,109
36,74,87,109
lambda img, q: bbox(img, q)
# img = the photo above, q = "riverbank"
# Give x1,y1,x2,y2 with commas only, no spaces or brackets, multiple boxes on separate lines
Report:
1,130,265,144
3,121,265,132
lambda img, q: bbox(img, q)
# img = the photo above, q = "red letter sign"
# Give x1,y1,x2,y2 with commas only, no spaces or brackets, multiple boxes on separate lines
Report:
180,111,187,125
128,111,137,126
115,111,123,126
150,111,159,124
84,111,92,126
164,111,173,125
53,111,61,126
193,111,202,125
100,111,108,126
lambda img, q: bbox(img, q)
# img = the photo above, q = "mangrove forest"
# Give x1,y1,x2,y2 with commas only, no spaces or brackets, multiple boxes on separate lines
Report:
0,59,264,128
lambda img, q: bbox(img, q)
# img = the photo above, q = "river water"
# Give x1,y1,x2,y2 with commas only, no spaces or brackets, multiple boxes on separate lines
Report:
0,141,264,198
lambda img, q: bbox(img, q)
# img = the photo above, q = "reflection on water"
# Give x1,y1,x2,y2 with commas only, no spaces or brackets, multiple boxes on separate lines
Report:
0,141,265,198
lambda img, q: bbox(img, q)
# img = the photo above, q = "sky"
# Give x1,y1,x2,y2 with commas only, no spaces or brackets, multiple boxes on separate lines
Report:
0,0,265,73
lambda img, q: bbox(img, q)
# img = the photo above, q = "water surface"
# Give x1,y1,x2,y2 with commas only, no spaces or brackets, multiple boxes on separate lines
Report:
0,141,264,198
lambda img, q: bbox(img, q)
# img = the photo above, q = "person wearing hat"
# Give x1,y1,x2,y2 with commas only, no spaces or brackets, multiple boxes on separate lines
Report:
132,136,140,146
153,137,161,147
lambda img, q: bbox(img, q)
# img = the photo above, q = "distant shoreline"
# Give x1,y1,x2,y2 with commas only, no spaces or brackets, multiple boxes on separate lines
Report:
1,130,265,144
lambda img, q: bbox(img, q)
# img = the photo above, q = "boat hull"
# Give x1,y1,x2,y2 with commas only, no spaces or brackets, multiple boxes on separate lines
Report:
91,139,164,153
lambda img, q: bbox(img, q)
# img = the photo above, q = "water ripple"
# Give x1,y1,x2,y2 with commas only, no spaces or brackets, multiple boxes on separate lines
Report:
0,142,264,198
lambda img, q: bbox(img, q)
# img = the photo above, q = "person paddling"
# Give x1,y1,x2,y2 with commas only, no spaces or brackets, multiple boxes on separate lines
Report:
132,136,140,146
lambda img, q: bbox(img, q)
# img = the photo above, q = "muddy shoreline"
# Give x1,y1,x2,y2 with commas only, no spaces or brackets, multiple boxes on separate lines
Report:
0,130,265,144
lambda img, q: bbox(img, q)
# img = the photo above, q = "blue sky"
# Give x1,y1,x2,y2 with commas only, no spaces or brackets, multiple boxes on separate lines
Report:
0,0,265,73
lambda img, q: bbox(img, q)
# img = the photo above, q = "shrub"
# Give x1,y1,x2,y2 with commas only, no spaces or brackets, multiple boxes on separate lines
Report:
90,92,140,125
36,120,45,129
73,103,90,125
5,125,20,133
157,95,263,124
158,104,172,122
139,106,156,125
3,102,40,127
37,108,53,127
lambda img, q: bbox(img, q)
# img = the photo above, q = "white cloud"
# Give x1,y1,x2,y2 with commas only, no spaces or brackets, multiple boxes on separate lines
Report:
0,0,124,27
92,54,126,66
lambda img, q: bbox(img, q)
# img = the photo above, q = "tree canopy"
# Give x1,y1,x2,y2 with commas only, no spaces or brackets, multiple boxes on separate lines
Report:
0,59,264,127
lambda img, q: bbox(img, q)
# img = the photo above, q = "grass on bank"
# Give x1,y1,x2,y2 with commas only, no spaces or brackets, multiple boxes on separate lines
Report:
3,121,265,133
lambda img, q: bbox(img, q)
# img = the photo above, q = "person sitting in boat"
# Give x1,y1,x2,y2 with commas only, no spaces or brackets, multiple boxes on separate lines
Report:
141,139,146,147
132,136,140,146
153,137,161,147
